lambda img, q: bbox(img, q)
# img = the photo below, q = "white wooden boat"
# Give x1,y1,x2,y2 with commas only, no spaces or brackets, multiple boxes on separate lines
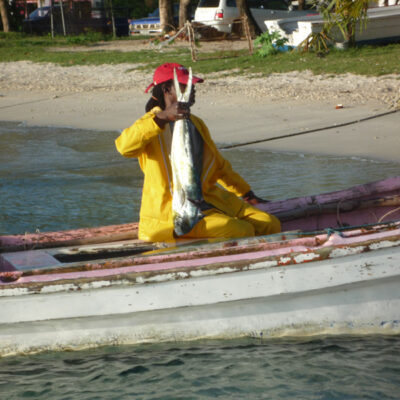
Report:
264,5,400,47
0,177,399,357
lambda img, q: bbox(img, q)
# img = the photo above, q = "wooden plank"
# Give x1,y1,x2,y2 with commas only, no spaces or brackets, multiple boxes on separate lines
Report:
0,223,139,253
275,195,400,222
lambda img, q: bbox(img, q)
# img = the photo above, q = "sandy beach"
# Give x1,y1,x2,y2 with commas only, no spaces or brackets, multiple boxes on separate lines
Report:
1,47,399,162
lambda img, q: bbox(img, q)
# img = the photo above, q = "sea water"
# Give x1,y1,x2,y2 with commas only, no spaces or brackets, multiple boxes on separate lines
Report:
0,337,399,399
1,121,399,235
0,122,399,399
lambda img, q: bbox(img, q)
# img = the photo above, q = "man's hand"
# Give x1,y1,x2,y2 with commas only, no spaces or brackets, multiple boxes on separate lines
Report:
242,191,270,205
154,102,190,128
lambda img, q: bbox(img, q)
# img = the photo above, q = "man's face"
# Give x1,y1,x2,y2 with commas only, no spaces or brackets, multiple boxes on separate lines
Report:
170,82,196,107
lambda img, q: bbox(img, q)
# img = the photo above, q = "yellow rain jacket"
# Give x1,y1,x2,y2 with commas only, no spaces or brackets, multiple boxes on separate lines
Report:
115,107,251,242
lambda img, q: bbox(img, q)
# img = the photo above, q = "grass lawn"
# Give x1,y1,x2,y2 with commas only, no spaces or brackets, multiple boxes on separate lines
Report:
1,32,400,77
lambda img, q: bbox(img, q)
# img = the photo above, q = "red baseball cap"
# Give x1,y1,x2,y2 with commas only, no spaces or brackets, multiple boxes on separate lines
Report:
145,63,204,93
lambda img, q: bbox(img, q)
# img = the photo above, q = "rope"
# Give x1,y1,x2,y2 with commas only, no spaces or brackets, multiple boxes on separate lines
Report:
3,108,399,175
0,86,116,110
187,21,197,62
219,108,400,150
156,24,187,49
378,207,400,223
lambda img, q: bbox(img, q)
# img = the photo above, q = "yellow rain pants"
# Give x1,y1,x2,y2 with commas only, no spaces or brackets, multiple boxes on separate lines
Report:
182,203,281,239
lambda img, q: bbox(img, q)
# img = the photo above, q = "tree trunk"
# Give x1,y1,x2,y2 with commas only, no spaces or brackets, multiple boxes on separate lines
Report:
108,0,116,38
298,0,305,10
159,0,174,33
59,0,67,36
346,21,355,47
0,0,10,32
179,0,191,28
235,0,261,37
50,0,54,38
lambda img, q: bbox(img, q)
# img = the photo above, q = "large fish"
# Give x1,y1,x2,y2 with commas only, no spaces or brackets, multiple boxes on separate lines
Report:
170,68,204,236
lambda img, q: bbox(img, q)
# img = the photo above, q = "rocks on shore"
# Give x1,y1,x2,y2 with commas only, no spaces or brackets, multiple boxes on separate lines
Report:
0,61,399,109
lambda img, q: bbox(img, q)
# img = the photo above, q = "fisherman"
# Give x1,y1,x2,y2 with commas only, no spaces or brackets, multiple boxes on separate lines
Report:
115,62,281,242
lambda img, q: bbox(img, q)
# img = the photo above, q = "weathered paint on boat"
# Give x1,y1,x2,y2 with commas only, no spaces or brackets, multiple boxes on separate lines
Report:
0,177,399,356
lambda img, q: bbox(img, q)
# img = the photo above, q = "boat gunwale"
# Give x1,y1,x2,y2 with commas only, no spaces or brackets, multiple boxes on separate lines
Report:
1,176,400,253
1,230,399,295
1,220,399,278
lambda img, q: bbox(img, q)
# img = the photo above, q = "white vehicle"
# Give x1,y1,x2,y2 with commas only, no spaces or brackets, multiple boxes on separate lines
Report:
193,0,318,33
194,0,240,33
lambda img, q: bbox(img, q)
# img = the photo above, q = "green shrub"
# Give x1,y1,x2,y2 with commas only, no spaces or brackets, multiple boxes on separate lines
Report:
254,30,289,57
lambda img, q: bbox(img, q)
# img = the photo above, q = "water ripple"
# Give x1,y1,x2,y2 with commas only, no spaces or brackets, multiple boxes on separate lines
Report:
1,336,400,399
1,122,399,235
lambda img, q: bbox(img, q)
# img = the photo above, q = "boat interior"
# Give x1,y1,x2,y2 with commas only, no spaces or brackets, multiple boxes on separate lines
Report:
1,178,399,282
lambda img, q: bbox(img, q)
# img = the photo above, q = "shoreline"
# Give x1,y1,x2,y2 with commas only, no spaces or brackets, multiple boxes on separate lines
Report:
1,61,399,163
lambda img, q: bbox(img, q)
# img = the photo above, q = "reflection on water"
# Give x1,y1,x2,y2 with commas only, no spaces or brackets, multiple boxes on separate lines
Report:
0,121,399,235
0,336,399,400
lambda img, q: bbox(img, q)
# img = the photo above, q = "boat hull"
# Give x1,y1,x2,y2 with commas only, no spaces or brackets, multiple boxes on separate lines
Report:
264,5,400,47
1,176,400,356
1,238,399,356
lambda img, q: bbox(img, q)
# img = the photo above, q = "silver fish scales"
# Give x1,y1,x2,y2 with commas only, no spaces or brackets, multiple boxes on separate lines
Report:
170,68,204,236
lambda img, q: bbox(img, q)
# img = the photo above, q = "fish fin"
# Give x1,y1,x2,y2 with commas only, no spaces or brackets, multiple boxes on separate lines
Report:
182,68,193,103
173,68,183,101
173,67,192,103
